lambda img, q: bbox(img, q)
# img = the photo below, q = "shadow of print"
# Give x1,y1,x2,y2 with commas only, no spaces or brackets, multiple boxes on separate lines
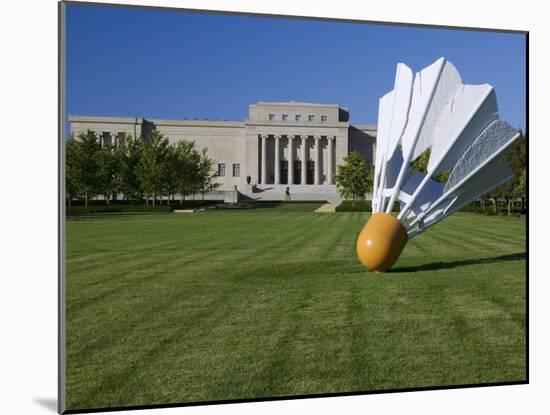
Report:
34,398,57,412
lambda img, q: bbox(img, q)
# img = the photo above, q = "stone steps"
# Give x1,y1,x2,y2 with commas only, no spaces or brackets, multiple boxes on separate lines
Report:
240,185,341,203
253,184,338,193
315,202,337,213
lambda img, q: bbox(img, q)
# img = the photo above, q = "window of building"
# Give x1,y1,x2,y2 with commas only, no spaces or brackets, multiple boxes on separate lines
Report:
308,115,315,122
218,163,226,177
233,163,240,177
295,114,302,121
101,132,111,146
282,114,288,121
268,113,275,121
321,115,327,122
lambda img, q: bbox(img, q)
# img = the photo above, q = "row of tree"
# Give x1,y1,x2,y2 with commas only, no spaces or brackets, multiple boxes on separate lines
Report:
334,132,527,215
66,130,219,206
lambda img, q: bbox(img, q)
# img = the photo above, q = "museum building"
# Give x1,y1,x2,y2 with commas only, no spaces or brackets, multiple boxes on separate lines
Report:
69,102,377,202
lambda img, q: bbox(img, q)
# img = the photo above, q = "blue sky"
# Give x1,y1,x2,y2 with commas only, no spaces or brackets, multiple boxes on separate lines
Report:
66,3,526,130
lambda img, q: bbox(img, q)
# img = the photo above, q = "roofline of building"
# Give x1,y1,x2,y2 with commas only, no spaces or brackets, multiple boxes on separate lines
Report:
251,101,347,110
350,124,378,131
69,115,145,124
148,119,245,128
69,115,376,132
69,115,245,128
244,120,350,128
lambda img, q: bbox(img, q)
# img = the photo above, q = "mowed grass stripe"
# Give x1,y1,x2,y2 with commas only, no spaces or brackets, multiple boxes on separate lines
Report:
67,212,305,281
442,215,525,245
416,227,518,259
444,215,526,243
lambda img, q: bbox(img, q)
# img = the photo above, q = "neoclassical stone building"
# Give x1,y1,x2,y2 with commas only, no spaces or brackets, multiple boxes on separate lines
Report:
70,102,377,202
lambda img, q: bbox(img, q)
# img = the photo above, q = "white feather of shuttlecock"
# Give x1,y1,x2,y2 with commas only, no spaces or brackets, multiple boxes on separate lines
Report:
372,57,520,238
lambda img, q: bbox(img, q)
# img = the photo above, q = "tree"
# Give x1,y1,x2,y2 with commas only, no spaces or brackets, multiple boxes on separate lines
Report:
482,130,526,215
65,135,81,206
74,130,101,207
335,151,372,206
97,143,120,204
196,148,219,200
516,167,527,212
118,134,143,203
173,140,200,203
136,130,170,206
506,132,527,215
162,144,179,205
492,175,514,215
507,131,527,213
411,148,450,183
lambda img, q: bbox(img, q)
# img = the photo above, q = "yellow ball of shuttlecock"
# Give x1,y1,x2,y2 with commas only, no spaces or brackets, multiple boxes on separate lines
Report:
356,213,408,272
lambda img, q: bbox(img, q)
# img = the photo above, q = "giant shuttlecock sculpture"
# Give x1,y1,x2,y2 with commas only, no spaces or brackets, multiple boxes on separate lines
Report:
357,57,520,272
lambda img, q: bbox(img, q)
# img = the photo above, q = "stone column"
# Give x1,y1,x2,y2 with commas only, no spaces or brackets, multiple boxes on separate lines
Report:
260,134,268,184
301,135,308,185
314,135,321,185
274,135,281,185
287,136,295,185
327,136,335,185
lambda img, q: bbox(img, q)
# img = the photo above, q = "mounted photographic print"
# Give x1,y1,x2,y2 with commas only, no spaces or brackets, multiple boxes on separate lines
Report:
59,1,528,413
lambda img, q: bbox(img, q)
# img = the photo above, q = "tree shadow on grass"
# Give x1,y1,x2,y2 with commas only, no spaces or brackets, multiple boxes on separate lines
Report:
391,252,526,273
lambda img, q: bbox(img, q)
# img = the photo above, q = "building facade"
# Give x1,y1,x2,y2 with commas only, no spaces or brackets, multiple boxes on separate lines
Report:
70,102,377,202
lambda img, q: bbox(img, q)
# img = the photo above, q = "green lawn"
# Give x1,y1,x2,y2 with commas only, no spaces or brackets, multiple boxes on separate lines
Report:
65,207,526,410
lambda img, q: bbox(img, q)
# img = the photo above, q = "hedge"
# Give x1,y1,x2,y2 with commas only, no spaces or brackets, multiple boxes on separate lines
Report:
335,200,400,212
214,201,326,212
335,200,525,216
66,205,173,215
